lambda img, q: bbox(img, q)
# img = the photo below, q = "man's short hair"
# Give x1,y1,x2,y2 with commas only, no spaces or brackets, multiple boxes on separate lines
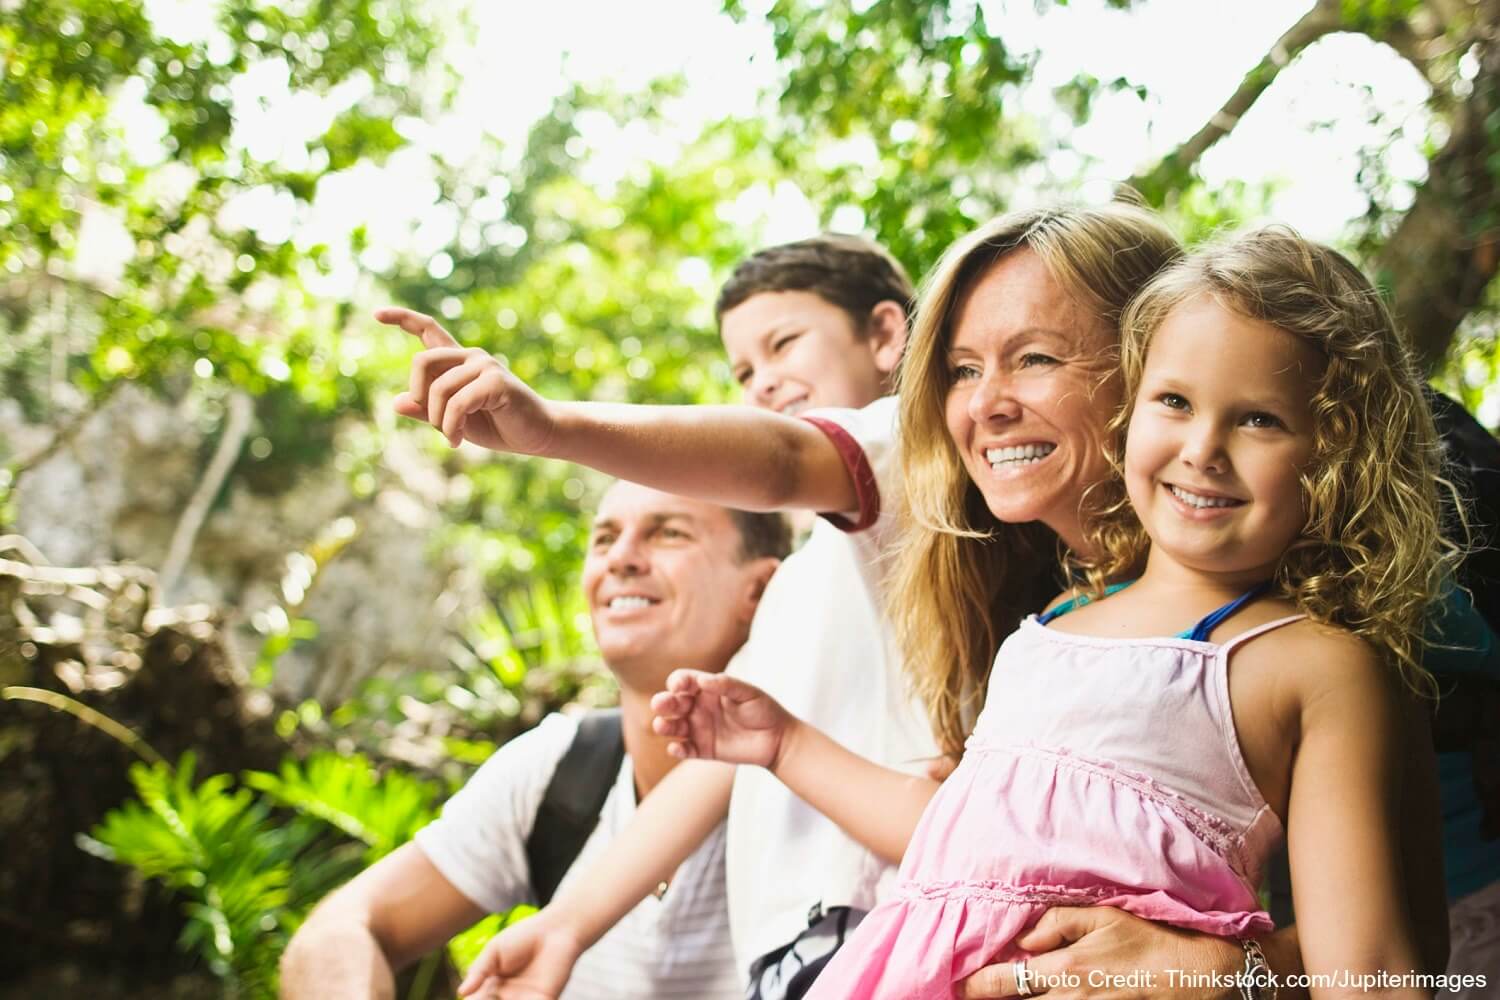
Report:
715,234,915,333
728,509,794,562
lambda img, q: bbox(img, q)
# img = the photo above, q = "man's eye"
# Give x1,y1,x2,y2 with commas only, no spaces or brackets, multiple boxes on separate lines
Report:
591,535,615,548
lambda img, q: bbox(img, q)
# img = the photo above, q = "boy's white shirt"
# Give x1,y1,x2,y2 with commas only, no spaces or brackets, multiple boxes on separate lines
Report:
725,394,939,968
414,713,741,1000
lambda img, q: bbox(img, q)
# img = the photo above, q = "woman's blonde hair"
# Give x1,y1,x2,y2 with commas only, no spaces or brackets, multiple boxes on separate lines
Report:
891,203,1183,755
1083,226,1450,695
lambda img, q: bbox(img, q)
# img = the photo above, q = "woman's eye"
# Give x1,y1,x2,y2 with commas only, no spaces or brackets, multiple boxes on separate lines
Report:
1160,393,1189,411
951,362,981,381
1018,353,1059,368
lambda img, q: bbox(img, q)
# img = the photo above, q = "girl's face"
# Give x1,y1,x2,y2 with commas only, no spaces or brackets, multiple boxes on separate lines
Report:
944,250,1120,553
1125,294,1322,585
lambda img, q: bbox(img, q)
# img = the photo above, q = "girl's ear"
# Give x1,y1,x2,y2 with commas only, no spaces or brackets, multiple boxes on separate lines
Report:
867,300,909,377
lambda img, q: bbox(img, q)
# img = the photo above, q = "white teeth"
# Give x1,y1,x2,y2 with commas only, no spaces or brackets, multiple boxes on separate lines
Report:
986,443,1056,467
609,596,655,610
1168,484,1238,509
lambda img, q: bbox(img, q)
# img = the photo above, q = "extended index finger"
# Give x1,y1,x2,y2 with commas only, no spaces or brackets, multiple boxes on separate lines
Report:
374,306,461,349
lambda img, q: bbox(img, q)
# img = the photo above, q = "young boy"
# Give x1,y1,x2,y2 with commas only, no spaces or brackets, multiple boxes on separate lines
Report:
381,235,936,1000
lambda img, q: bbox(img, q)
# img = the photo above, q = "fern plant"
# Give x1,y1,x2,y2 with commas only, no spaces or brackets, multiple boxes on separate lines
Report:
85,750,445,998
82,753,363,998
244,751,438,863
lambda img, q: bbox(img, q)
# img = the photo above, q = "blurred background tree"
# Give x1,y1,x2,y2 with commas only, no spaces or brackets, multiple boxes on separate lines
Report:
2,0,1497,995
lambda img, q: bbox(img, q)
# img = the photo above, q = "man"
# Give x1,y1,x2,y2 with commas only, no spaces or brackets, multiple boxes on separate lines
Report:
280,481,790,1000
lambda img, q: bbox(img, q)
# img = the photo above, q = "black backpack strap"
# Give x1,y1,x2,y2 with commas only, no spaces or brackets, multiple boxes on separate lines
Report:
524,708,626,907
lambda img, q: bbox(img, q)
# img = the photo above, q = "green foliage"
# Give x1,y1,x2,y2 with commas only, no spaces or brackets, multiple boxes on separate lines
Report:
84,753,366,995
244,751,441,863
87,750,445,996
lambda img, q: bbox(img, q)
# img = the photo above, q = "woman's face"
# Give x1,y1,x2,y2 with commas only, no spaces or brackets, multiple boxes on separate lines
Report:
943,249,1120,553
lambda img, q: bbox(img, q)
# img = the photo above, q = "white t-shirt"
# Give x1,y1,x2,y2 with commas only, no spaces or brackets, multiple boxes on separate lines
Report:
725,395,939,967
414,713,741,1000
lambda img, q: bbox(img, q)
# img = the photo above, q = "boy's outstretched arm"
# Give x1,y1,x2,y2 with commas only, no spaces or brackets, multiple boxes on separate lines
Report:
458,759,734,998
378,307,858,515
654,670,938,865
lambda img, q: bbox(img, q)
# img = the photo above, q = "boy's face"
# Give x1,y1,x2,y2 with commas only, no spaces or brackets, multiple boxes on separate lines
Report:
721,290,900,413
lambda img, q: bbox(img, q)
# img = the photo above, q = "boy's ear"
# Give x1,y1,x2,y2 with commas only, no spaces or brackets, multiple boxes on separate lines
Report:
867,300,908,376
738,557,781,623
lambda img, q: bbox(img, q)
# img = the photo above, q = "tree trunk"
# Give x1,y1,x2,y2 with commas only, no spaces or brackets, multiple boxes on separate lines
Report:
1375,1,1500,370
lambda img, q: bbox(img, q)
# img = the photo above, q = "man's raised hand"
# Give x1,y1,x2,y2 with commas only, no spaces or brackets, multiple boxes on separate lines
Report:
377,307,557,455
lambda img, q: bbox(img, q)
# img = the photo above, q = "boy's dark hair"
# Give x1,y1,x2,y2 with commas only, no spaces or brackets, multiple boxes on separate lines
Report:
715,234,915,333
728,509,794,562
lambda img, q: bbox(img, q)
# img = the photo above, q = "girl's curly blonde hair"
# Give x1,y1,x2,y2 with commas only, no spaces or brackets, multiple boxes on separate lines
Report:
1080,226,1451,695
890,203,1183,755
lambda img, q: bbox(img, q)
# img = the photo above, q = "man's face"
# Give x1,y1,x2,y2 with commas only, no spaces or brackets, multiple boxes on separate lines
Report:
720,290,901,414
581,482,770,686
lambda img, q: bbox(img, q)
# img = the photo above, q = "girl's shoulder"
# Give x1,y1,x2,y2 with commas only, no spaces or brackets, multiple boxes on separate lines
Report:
1226,610,1386,693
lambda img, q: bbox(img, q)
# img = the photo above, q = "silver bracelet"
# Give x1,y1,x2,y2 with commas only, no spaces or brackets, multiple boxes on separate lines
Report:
1238,938,1278,1000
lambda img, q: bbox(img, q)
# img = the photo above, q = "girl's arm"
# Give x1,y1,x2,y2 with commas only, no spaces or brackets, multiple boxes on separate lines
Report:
1283,631,1436,996
653,670,939,864
457,760,733,997
379,307,858,515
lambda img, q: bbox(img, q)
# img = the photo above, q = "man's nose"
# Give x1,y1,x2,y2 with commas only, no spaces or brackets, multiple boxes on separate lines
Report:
606,531,649,575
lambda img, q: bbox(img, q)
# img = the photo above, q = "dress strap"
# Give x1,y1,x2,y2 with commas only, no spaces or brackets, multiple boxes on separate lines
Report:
1185,582,1273,642
1037,581,1135,625
1219,614,1307,656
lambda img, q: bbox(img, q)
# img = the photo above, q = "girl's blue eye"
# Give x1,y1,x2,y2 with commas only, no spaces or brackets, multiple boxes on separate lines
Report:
1244,411,1284,429
1160,393,1189,411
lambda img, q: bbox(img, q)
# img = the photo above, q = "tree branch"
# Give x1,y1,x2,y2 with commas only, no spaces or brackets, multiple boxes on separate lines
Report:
158,391,255,603
1126,0,1345,199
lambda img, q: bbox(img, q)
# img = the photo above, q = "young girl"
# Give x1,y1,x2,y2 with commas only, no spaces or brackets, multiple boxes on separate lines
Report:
654,227,1449,998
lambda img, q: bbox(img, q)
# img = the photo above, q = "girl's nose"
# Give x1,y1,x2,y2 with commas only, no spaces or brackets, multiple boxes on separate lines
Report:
1180,423,1228,474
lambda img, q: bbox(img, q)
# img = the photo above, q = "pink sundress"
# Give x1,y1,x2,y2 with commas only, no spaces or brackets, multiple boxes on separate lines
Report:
807,611,1299,999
